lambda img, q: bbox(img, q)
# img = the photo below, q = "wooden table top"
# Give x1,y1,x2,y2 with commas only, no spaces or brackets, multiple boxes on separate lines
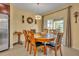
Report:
34,33,56,42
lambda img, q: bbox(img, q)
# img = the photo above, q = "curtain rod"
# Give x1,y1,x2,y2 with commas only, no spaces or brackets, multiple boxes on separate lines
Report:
43,5,72,17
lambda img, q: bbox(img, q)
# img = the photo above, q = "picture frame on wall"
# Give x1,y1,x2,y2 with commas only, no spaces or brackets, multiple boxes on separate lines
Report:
22,15,24,23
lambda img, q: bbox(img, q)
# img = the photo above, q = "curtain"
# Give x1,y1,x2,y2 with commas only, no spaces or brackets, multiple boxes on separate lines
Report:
65,6,72,48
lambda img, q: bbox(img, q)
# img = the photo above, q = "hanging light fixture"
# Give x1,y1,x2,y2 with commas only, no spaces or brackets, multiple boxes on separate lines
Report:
35,15,41,20
35,3,42,20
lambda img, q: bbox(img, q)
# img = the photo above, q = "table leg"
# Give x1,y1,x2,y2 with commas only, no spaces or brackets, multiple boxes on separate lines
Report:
18,34,23,45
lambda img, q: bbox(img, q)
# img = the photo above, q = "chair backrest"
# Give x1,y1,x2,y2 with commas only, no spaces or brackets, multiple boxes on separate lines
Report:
28,31,36,46
57,33,63,44
23,30,28,40
31,29,36,33
41,29,48,36
53,29,57,35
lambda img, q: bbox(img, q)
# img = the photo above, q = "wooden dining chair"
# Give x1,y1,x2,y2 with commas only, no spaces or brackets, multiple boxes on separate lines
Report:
46,32,63,56
23,30,30,51
28,31,45,56
41,30,48,37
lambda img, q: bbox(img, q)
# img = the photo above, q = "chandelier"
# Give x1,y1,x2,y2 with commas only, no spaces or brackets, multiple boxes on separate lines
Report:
35,15,42,20
35,3,42,20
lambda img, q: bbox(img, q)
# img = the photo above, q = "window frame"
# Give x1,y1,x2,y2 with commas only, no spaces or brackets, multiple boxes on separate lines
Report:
53,18,64,33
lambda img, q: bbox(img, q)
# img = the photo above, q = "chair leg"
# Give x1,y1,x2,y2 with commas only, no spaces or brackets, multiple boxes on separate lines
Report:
34,47,37,56
27,42,29,51
44,46,47,55
54,47,57,56
29,44,32,54
25,40,27,48
60,47,62,56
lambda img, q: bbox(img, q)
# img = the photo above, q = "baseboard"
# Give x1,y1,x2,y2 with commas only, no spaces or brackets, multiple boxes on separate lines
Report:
13,42,19,45
72,47,79,51
10,44,13,49
13,41,23,46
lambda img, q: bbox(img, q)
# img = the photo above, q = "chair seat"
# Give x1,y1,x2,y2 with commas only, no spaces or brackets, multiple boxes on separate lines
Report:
36,42,44,47
46,42,56,47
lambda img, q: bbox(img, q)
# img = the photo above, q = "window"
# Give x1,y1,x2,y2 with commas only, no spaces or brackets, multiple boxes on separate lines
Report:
53,20,64,32
47,20,53,29
44,19,64,33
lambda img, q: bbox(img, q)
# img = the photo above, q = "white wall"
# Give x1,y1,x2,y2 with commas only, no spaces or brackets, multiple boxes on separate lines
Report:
10,4,42,48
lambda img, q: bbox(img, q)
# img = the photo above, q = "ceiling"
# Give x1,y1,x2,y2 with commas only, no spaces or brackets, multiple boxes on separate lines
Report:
13,3,67,15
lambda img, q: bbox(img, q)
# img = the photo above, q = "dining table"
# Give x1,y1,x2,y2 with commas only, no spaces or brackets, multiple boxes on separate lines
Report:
34,33,56,43
34,33,57,55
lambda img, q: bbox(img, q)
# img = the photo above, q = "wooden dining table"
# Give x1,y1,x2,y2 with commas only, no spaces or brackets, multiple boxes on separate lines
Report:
34,33,55,43
34,33,55,55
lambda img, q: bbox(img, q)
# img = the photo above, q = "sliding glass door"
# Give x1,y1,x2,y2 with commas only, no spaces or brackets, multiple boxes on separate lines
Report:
0,14,9,51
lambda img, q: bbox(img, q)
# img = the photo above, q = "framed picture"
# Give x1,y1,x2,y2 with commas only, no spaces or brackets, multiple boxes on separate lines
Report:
22,15,24,23
27,17,33,24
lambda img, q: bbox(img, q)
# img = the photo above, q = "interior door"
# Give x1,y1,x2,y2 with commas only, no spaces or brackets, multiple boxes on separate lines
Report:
0,14,9,51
